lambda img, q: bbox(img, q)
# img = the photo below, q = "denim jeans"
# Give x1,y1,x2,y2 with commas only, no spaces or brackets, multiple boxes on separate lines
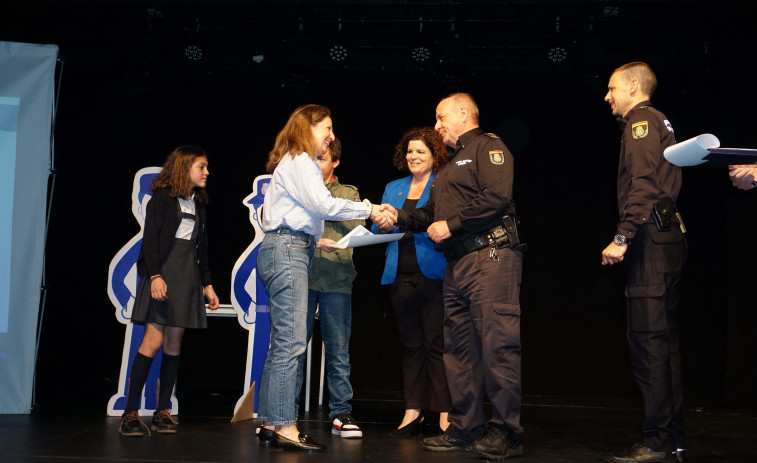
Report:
256,229,315,425
294,290,354,420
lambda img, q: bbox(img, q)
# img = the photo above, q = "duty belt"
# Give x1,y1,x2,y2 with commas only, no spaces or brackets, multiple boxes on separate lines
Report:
442,215,520,261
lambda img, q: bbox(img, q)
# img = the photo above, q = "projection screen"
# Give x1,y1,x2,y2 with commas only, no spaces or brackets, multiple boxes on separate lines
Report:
0,41,58,414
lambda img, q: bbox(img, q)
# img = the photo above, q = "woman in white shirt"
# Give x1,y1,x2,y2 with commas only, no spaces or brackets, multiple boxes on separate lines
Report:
256,104,386,451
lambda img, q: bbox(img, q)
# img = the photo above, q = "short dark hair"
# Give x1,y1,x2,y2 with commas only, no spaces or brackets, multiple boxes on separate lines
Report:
393,127,449,173
614,62,657,97
327,136,342,163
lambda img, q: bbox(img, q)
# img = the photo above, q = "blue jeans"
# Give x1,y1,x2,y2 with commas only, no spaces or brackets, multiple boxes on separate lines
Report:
256,229,315,425
295,290,354,420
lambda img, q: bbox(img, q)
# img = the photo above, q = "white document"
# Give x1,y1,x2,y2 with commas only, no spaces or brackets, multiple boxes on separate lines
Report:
663,133,720,167
336,225,403,249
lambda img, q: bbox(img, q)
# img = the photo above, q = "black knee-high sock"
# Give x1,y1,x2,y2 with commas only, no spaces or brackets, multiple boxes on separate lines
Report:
125,353,154,413
157,354,180,411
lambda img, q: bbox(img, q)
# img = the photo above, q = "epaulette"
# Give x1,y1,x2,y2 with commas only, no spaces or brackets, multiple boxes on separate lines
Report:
484,132,500,139
342,184,361,202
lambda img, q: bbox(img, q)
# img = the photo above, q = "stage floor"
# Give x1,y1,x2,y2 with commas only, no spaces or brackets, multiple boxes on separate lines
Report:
1,394,755,462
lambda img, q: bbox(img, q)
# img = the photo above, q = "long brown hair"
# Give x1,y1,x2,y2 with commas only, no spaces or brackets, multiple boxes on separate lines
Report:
152,145,209,204
266,104,331,173
393,127,449,173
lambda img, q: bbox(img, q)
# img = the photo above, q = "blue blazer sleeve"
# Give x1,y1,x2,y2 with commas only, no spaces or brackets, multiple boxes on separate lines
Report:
378,174,447,285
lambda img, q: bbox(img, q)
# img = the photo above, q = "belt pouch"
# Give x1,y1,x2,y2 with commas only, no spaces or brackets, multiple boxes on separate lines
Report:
652,198,676,231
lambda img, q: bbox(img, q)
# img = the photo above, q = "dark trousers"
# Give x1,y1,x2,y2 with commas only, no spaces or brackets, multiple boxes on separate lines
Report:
388,273,451,413
624,224,687,451
442,245,524,441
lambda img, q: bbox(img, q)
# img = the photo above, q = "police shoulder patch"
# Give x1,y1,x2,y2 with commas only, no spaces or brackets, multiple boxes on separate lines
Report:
484,132,500,138
489,150,505,165
631,121,649,139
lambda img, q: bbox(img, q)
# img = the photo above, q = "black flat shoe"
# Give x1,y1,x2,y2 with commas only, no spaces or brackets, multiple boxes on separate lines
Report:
256,426,274,444
389,415,424,438
271,432,327,451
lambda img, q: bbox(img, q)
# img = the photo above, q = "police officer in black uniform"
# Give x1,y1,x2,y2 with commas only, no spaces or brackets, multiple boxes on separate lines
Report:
383,93,525,460
601,62,687,463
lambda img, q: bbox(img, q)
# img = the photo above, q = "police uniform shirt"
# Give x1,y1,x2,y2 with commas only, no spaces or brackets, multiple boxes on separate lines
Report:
401,127,516,250
616,101,680,240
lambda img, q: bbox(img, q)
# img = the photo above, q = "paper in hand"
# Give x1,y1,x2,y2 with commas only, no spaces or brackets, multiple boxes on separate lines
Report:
336,225,403,249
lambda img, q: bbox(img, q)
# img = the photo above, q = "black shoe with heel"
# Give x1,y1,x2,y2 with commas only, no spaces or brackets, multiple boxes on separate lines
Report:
389,415,424,438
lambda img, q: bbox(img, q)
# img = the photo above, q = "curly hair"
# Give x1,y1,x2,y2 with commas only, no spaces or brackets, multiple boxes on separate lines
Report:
152,145,209,204
392,127,449,173
266,104,331,173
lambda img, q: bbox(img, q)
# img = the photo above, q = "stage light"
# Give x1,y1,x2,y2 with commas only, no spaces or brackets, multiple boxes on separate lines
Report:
329,45,347,62
146,7,164,20
548,47,567,63
252,55,264,64
185,45,203,61
411,46,431,63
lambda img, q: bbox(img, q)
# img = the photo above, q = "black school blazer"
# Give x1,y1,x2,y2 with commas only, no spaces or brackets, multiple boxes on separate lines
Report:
136,187,212,287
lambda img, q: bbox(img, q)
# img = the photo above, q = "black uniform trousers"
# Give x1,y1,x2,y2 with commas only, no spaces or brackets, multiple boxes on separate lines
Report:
623,223,687,451
442,245,524,442
388,273,451,412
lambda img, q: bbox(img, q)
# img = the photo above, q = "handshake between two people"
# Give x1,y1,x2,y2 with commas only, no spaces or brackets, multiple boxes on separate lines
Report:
370,203,398,230
317,203,399,253
371,203,452,244
317,203,452,252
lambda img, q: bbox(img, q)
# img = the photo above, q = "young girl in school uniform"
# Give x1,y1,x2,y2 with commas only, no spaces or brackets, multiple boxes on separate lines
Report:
119,145,219,437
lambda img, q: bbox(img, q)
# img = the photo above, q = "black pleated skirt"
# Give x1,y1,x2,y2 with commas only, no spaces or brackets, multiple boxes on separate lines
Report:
132,238,207,329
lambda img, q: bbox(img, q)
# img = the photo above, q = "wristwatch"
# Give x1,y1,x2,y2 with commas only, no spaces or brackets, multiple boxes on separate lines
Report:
613,234,628,246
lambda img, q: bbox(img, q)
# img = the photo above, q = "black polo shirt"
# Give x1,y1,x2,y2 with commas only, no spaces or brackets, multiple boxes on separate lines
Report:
400,127,517,251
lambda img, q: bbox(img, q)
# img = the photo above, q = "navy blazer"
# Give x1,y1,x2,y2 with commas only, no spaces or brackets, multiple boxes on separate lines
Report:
136,187,212,286
371,174,447,285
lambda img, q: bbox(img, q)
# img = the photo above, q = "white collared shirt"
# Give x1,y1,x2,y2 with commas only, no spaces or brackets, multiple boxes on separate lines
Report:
176,195,196,240
261,152,368,239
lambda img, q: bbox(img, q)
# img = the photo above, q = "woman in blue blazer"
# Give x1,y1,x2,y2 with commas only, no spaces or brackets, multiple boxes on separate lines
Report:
372,127,452,436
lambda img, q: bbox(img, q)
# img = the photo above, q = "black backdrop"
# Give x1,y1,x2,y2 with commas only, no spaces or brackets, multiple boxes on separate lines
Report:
2,1,756,413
